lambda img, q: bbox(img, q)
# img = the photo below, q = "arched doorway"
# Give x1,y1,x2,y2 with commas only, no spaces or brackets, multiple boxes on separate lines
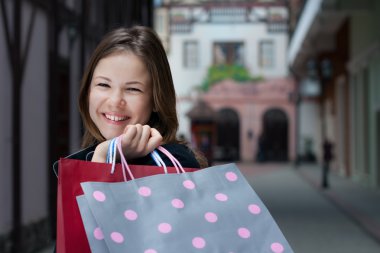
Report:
215,108,240,161
257,108,288,162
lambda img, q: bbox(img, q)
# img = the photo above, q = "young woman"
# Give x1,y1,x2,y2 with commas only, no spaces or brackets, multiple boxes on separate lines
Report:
58,26,207,169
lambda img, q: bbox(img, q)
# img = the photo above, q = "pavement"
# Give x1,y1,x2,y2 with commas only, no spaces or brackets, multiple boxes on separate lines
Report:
236,161,380,253
296,163,380,244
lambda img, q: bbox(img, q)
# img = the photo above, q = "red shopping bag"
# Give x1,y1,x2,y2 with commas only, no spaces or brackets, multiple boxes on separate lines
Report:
56,158,197,253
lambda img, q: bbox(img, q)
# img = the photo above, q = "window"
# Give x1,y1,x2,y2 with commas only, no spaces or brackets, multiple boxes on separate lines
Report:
183,41,198,68
213,42,244,65
259,40,275,68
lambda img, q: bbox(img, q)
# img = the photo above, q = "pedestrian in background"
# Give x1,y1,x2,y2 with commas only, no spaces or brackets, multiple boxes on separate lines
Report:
322,138,334,188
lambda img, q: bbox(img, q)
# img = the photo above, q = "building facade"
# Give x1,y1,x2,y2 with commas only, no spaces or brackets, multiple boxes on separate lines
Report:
288,0,380,188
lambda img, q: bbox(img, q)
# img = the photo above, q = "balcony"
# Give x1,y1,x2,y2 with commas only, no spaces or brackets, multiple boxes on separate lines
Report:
170,20,193,33
268,20,288,33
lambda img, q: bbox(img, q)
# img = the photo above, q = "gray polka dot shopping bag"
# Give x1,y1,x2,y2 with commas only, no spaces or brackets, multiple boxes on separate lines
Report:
77,138,294,252
56,138,197,253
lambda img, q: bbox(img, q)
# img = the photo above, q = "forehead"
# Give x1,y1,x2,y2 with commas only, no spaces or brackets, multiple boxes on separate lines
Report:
92,51,150,81
97,50,144,68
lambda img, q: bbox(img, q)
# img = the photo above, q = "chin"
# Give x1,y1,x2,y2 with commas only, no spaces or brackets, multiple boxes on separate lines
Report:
103,133,122,140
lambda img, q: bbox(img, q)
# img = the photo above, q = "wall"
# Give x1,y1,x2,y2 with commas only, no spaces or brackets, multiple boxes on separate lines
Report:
21,4,49,224
299,100,321,161
202,79,295,162
348,1,380,187
169,22,289,139
0,0,14,235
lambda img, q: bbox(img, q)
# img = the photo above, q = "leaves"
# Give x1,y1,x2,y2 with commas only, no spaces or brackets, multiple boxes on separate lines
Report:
201,64,262,91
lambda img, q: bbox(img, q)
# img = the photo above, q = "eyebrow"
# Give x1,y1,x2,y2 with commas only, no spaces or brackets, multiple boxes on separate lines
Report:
93,76,111,82
93,76,144,85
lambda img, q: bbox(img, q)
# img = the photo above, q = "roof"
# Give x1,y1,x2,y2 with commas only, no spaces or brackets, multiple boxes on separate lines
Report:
186,100,216,120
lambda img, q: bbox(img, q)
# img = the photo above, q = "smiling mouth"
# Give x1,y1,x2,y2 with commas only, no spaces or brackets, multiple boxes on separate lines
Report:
104,114,128,122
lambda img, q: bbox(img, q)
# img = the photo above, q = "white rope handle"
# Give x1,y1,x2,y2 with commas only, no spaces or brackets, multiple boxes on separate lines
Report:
106,138,117,174
151,150,168,173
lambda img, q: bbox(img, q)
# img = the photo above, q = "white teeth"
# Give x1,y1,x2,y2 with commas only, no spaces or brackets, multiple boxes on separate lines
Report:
105,114,127,122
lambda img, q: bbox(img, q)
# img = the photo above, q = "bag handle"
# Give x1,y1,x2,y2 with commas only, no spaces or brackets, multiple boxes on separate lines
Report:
107,138,169,174
116,136,185,181
157,146,184,172
106,138,118,174
151,150,168,174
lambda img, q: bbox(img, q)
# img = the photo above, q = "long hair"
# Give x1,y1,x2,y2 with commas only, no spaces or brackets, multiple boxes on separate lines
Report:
79,26,177,146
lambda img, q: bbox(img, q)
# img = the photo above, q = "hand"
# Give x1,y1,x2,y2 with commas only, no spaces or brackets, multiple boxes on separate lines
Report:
91,124,162,163
119,124,162,159
91,139,111,163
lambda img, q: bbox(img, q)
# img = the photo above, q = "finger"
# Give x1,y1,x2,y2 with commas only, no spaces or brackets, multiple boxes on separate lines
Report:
91,140,111,163
146,128,163,152
123,124,131,134
150,127,161,138
136,125,151,152
132,124,143,144
122,125,137,146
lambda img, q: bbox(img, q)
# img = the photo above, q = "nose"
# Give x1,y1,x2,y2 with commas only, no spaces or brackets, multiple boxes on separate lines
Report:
109,89,126,107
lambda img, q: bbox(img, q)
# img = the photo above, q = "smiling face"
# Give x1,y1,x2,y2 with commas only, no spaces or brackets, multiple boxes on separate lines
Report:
88,51,153,140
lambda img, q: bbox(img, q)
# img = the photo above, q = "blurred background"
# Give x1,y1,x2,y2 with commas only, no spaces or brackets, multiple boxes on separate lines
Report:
1,0,380,252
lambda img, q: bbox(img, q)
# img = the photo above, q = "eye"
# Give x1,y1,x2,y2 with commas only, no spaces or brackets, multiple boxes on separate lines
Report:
97,83,110,88
126,87,142,92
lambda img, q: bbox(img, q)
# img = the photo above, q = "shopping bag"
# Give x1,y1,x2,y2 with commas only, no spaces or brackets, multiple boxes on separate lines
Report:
56,144,197,253
77,195,110,253
78,142,293,252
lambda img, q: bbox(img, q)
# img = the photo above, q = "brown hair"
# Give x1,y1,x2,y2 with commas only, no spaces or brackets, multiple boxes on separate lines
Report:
78,26,207,167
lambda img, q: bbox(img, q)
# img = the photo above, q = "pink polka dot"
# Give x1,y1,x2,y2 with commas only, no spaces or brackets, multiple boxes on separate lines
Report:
215,193,228,201
93,191,106,202
183,180,195,189
110,232,124,243
124,209,138,221
225,171,238,181
171,198,185,209
144,249,157,253
248,204,261,214
204,212,218,223
271,242,284,253
158,223,172,233
138,186,152,197
238,227,251,239
93,227,104,240
192,237,206,249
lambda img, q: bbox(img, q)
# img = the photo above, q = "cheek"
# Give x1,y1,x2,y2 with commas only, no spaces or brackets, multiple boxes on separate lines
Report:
88,92,99,119
135,99,153,122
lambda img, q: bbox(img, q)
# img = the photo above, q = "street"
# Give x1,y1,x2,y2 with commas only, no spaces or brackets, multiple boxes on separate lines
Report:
236,162,380,253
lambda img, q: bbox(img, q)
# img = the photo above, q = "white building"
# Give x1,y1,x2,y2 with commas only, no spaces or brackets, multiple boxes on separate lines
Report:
155,0,290,141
